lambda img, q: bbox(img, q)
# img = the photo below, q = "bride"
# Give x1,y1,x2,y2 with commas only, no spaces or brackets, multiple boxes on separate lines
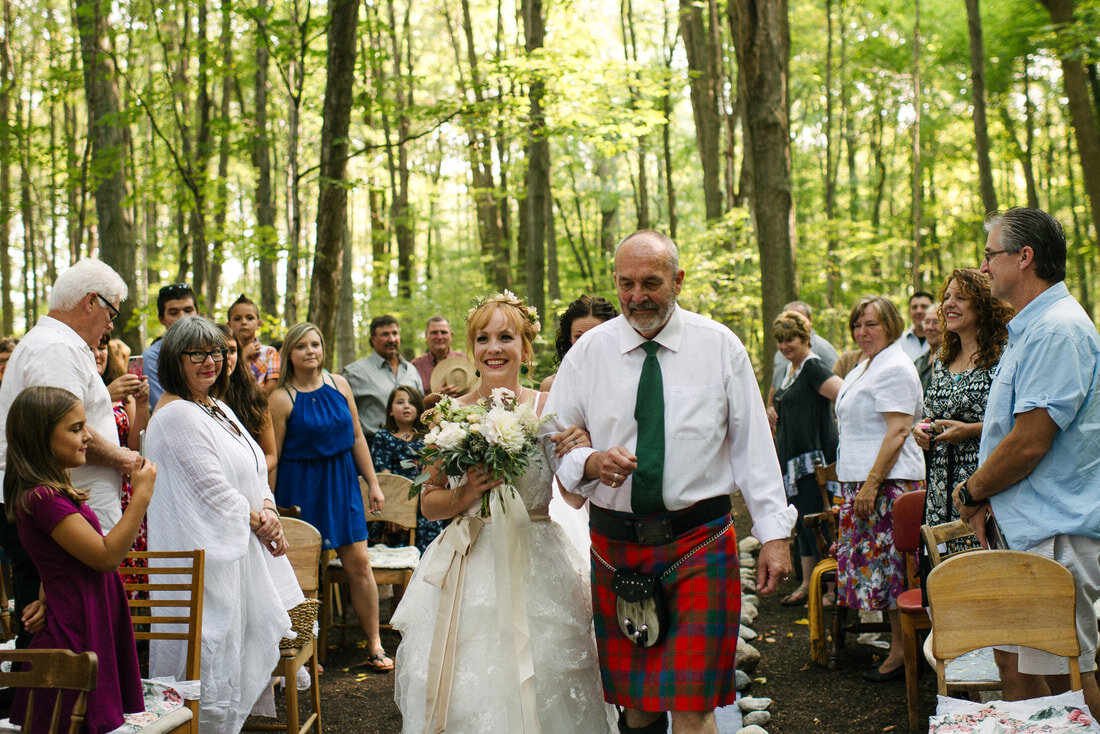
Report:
392,292,615,734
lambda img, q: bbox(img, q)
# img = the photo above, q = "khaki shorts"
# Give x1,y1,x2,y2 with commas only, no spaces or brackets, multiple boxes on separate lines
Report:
997,534,1100,675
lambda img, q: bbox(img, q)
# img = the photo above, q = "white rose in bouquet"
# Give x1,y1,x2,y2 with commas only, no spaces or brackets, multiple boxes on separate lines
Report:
433,421,467,450
514,402,540,433
483,406,527,453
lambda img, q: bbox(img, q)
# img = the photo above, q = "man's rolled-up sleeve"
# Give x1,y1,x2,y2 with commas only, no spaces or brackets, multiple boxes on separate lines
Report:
540,367,601,497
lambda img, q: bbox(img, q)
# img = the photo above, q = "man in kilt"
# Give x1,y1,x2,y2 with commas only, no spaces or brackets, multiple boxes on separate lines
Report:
544,230,796,733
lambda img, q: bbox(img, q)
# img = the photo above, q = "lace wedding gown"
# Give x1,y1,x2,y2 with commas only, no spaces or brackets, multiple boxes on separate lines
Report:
391,453,616,734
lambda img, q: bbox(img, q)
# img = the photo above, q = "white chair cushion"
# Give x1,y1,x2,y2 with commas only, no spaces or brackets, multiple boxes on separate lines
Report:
328,544,421,571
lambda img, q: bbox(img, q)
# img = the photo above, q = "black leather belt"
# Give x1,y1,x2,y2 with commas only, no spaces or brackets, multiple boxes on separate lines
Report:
589,495,732,545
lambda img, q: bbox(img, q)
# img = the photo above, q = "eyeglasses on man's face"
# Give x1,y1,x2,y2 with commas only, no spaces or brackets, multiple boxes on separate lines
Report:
94,293,120,320
982,248,1010,264
184,349,227,364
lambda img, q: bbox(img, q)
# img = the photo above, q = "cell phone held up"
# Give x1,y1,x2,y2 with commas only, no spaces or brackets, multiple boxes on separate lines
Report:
128,355,143,379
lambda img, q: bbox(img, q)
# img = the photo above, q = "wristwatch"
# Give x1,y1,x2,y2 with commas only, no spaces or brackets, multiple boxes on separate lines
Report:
957,480,983,507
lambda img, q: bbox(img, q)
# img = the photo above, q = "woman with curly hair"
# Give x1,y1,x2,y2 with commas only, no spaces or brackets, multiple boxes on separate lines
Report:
913,269,1014,536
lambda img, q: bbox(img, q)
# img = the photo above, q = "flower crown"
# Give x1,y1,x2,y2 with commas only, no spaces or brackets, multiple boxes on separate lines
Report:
467,290,541,334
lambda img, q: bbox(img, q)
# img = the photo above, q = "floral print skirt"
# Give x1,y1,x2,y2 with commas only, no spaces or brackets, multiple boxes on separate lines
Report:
836,479,924,611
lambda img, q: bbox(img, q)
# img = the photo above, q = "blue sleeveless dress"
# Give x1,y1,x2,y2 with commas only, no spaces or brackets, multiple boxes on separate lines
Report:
276,380,369,549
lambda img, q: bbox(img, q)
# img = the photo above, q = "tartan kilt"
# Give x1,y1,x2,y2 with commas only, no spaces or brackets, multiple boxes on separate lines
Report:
591,513,740,712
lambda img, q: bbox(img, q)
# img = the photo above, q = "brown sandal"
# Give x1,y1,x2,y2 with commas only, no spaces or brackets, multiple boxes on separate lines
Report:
358,651,394,672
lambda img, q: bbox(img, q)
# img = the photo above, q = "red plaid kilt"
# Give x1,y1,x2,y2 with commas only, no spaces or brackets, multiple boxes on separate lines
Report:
591,513,740,712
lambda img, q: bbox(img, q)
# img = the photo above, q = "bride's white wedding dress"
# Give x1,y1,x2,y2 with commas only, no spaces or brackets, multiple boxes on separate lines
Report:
391,452,615,734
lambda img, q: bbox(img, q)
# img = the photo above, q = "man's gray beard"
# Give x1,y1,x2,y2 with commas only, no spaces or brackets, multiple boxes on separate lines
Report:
624,300,675,333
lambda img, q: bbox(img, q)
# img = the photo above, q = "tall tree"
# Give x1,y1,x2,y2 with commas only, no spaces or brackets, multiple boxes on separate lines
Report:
524,0,548,317
254,0,279,318
308,0,360,365
910,0,923,291
1040,0,1100,238
679,0,723,221
0,0,12,333
385,0,414,298
74,0,137,345
728,0,797,388
965,0,997,215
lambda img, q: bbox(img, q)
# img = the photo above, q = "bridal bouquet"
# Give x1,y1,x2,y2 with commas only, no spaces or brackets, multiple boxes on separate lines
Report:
412,387,549,517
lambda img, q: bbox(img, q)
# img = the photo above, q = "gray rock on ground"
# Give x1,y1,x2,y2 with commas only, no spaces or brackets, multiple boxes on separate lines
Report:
735,638,760,673
735,726,768,734
734,669,752,691
737,696,773,712
738,537,762,554
742,711,772,726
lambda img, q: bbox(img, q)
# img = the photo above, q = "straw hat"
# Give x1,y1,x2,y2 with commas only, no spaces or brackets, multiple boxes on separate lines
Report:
429,356,480,396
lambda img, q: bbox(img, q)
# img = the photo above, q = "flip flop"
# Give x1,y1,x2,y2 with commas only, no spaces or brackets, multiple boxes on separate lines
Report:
780,590,809,606
356,651,394,672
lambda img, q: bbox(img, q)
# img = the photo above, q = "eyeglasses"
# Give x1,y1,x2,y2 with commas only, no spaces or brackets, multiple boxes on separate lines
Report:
184,349,227,364
982,248,1010,264
159,283,193,298
95,293,120,320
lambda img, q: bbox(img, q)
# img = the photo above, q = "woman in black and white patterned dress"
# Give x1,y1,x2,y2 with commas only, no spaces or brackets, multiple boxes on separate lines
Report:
912,269,1014,531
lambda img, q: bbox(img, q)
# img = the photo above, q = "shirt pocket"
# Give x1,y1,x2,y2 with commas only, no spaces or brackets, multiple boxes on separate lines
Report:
669,386,721,440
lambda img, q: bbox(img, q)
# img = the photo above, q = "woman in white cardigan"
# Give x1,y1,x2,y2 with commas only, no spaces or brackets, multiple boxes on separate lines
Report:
146,316,303,733
833,296,926,683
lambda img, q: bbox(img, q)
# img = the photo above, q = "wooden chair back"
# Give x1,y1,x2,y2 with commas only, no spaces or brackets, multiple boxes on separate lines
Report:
927,549,1082,695
124,549,205,733
281,517,323,598
0,649,97,734
805,462,839,558
920,519,979,568
364,474,418,545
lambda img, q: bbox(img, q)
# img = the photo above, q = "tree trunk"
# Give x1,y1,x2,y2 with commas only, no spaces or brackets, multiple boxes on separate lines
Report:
728,0,797,389
965,0,997,215
386,0,414,298
662,5,678,238
1067,132,1094,318
1039,0,1100,239
824,0,839,303
450,0,508,289
20,97,34,329
337,220,356,368
679,0,723,221
524,0,547,317
254,0,278,319
207,0,233,313
74,0,137,344
0,0,11,334
910,0,922,291
308,0,360,366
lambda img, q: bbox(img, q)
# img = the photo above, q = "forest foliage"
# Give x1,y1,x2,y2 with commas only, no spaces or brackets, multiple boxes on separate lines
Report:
2,0,1100,382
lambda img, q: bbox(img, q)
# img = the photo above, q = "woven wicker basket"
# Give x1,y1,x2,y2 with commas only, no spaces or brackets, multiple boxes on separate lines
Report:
279,598,322,650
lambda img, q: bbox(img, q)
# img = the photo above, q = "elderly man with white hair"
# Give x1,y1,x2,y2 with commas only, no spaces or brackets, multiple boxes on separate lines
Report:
0,259,142,649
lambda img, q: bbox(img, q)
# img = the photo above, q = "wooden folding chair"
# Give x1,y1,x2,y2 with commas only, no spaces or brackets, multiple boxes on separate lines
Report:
244,517,322,734
927,550,1082,696
124,549,205,734
319,474,419,662
0,649,97,734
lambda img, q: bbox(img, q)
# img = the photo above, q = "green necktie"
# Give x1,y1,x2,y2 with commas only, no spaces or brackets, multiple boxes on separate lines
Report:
632,341,666,514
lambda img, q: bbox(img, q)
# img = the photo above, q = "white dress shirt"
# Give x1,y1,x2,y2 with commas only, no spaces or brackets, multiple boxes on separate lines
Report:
542,306,797,544
0,316,122,530
898,327,930,361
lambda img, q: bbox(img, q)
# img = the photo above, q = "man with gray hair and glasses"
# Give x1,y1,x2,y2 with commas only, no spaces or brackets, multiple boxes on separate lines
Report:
954,207,1100,717
0,258,143,650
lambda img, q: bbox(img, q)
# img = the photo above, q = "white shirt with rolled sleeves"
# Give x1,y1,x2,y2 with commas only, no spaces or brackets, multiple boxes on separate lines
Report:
542,306,797,545
0,315,122,530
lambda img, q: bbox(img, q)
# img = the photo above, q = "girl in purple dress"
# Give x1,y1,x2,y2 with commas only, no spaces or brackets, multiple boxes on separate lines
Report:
5,386,157,734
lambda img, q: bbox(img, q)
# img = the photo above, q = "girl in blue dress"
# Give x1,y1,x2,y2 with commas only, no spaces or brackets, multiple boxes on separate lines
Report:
370,386,446,552
270,322,393,672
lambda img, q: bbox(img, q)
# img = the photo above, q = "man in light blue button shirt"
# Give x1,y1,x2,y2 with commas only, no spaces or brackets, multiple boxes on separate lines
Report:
953,207,1100,715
